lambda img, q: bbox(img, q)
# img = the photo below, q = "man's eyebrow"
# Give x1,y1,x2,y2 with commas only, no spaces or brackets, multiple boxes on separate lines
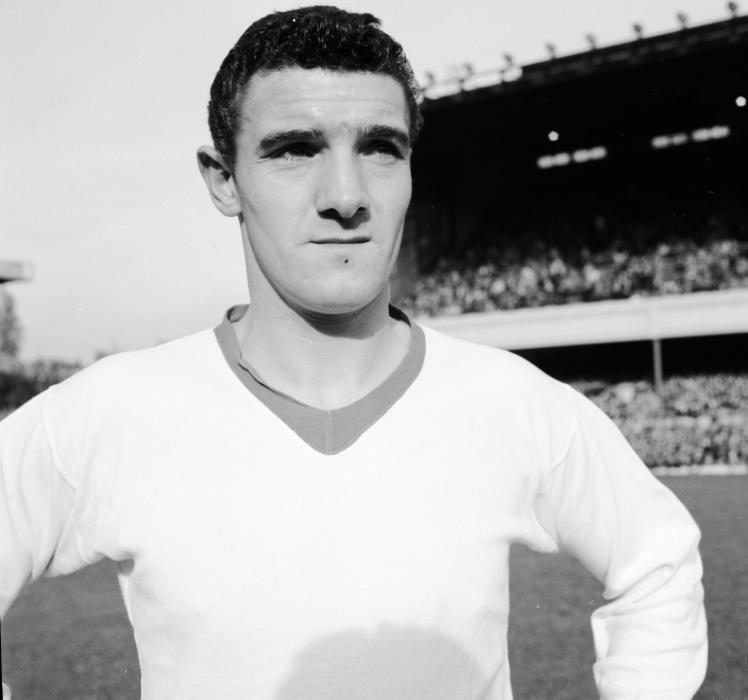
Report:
258,128,323,152
358,125,411,149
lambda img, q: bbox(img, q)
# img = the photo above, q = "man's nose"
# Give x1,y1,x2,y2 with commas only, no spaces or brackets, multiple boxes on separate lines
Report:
315,152,369,222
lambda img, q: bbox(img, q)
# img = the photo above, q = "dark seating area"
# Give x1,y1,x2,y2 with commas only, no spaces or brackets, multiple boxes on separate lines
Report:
400,232,748,317
573,373,748,468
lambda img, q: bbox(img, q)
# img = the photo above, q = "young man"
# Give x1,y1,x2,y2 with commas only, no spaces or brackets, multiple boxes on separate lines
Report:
1,6,707,699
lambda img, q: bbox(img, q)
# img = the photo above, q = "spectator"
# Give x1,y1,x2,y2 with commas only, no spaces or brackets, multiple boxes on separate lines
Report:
400,224,748,317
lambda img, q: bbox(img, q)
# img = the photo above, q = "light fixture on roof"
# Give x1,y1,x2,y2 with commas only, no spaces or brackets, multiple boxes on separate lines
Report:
727,2,739,18
548,130,560,142
632,22,644,40
676,12,689,29
585,33,597,50
651,132,690,149
545,42,557,59
737,95,747,107
501,53,522,83
537,152,571,169
692,125,731,141
538,145,606,169
458,63,474,91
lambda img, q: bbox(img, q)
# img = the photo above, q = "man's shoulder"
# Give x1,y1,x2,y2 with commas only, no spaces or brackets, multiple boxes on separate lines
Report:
51,327,221,403
420,323,559,385
416,322,576,415
413,323,580,468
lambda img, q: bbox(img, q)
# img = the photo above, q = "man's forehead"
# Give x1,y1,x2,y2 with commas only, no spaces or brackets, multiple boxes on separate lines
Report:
239,67,409,131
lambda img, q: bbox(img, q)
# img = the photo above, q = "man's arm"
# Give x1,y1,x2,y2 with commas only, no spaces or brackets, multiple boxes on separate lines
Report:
0,390,80,619
534,386,707,699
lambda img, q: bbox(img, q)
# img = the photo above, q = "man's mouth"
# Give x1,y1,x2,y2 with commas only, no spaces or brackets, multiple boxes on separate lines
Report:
311,236,370,244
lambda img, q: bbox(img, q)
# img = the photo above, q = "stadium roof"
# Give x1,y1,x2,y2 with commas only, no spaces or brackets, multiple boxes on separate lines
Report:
414,12,748,156
422,13,748,104
407,8,748,251
0,260,33,284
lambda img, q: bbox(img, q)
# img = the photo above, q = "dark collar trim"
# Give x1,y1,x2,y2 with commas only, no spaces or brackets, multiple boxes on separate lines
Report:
213,305,425,455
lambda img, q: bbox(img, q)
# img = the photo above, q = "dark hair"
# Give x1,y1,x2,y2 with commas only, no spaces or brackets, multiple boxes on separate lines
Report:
207,5,423,168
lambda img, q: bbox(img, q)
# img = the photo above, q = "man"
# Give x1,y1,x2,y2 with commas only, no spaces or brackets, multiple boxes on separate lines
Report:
0,6,707,699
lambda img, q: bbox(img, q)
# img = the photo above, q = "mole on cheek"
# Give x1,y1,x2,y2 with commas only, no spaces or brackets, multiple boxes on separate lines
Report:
344,258,349,264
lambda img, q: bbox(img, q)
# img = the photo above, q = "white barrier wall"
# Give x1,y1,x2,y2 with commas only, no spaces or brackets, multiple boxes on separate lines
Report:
419,288,748,350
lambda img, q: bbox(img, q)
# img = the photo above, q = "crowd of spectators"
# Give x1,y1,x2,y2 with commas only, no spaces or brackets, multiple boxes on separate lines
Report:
573,373,748,468
400,233,748,317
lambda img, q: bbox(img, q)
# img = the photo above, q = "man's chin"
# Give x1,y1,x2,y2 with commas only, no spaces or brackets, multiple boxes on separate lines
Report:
289,287,387,320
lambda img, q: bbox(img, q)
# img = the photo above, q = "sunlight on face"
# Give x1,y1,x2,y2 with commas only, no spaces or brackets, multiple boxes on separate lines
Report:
231,68,413,315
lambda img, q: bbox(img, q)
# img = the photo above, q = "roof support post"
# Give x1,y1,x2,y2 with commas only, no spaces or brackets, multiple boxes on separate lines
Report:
652,337,664,394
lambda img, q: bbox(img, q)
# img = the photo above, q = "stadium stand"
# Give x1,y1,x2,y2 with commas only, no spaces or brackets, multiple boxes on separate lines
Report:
393,12,748,470
399,222,748,317
399,12,748,324
574,374,748,469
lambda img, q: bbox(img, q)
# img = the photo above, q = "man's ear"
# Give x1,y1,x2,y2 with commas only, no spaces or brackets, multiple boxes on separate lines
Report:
196,146,241,217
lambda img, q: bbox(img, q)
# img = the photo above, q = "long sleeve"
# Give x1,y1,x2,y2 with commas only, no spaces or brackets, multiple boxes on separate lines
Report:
0,390,86,620
534,386,708,699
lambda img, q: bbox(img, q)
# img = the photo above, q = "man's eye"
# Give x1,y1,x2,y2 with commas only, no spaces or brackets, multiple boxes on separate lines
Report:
363,140,404,160
271,143,317,160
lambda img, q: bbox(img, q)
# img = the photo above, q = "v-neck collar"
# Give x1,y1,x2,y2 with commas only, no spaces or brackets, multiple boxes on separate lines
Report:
213,304,425,455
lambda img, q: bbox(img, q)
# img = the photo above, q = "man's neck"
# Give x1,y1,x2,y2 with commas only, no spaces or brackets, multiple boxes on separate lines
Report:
232,292,411,410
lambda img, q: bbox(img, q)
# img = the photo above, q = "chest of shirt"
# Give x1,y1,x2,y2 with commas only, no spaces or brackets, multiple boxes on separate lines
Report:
95,400,543,628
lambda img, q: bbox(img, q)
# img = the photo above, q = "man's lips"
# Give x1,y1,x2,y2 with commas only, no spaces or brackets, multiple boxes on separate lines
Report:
311,236,370,244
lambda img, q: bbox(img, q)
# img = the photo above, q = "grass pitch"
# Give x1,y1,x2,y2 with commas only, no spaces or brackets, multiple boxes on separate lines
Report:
508,475,748,699
3,475,746,699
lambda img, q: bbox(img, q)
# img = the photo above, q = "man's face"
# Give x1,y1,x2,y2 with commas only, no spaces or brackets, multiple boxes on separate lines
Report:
230,67,412,315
